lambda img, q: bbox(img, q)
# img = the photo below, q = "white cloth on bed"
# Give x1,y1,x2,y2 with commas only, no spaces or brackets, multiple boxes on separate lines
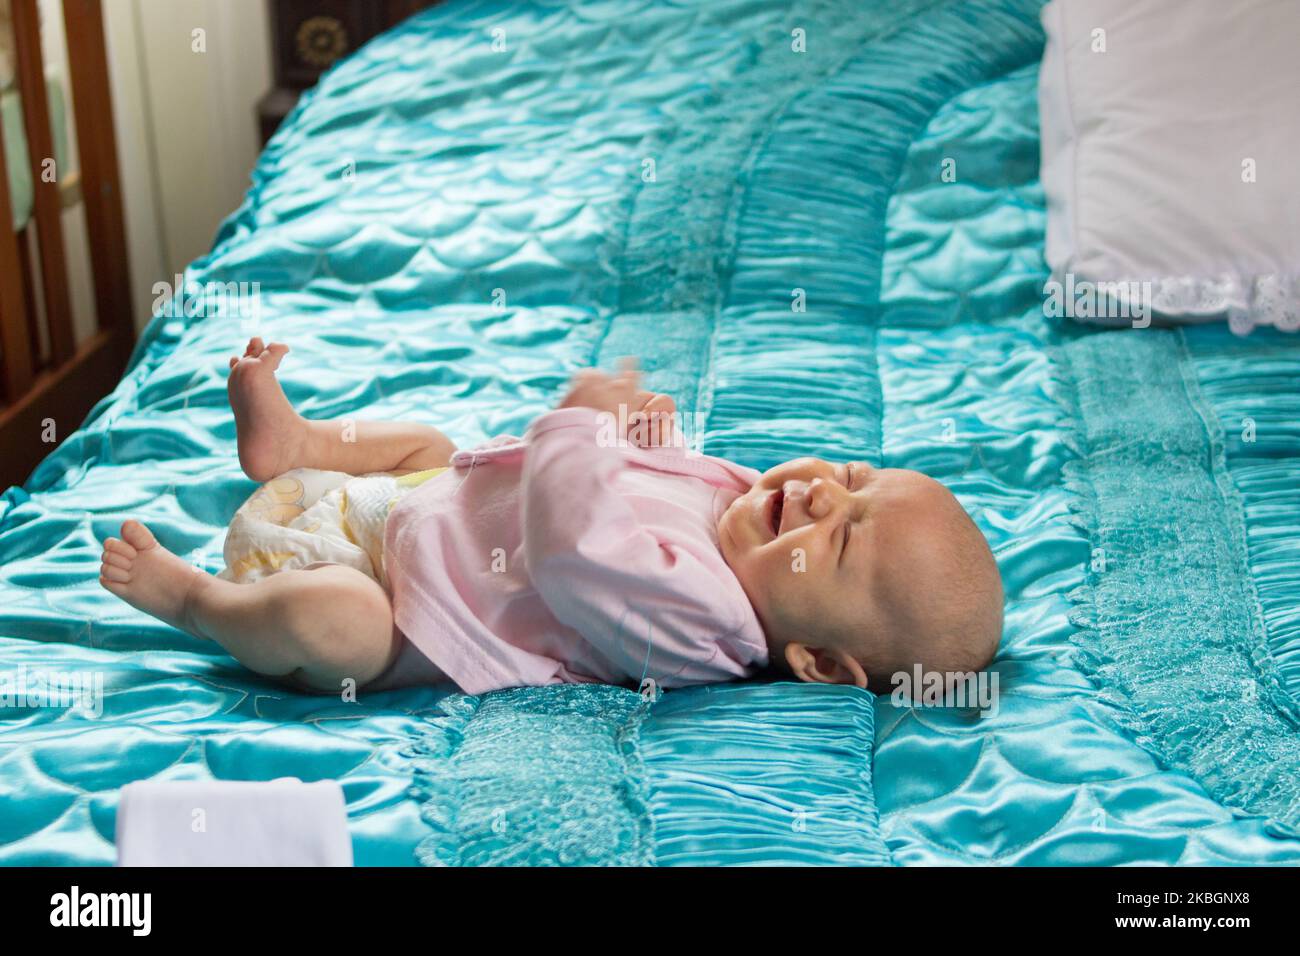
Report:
116,778,352,867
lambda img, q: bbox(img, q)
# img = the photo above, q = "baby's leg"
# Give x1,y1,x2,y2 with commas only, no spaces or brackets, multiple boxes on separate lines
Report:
100,520,398,691
229,338,456,482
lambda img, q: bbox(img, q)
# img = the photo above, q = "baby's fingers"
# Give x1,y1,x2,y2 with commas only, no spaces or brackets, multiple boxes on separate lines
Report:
629,393,677,448
613,357,642,392
641,392,676,415
569,368,608,387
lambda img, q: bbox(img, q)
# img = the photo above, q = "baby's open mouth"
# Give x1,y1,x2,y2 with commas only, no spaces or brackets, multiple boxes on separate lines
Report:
768,488,784,538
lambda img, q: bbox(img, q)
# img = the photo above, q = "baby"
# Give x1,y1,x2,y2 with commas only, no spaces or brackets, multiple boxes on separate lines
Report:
99,338,1003,696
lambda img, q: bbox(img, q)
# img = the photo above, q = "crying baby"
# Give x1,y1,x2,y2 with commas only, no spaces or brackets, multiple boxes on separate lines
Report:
99,338,1003,697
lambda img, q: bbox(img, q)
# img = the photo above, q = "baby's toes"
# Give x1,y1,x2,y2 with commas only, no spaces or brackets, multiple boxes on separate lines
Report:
100,561,131,584
103,536,137,560
261,342,289,368
102,549,133,572
119,520,158,552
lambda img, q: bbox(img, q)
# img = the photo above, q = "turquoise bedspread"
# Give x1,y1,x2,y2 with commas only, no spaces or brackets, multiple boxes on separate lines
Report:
3,0,1299,865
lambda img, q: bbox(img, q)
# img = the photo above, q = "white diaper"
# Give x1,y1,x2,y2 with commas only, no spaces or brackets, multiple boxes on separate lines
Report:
218,467,445,587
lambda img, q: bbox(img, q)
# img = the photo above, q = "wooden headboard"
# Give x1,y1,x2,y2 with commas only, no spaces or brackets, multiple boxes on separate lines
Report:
0,0,133,489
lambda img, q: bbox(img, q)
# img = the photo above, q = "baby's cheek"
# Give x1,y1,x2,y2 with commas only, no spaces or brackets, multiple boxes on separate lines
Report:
723,545,764,589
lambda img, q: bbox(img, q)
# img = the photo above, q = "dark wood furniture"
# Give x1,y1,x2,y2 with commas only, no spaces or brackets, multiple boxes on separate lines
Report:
258,0,442,145
0,0,134,489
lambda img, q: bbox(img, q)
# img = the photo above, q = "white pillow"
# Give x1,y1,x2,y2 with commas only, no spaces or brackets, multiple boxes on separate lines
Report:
1038,0,1300,331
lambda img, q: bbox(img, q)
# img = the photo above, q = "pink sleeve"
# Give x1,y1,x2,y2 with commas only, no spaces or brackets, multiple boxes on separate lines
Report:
520,407,754,684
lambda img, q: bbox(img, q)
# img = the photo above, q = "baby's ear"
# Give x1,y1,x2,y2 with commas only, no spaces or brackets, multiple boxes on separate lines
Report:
784,644,869,689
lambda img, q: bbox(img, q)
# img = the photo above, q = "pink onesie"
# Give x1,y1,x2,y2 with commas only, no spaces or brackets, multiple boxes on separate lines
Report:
384,407,770,694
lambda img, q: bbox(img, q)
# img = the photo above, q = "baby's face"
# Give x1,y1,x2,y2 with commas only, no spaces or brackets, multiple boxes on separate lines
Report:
717,457,969,672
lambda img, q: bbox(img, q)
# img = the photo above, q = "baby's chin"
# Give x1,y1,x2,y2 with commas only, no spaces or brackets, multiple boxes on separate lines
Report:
715,516,769,611
715,494,749,563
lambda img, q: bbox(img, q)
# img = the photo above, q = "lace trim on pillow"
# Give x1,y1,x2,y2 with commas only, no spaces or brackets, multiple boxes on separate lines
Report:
1058,329,1300,828
1077,273,1300,333
1154,273,1300,332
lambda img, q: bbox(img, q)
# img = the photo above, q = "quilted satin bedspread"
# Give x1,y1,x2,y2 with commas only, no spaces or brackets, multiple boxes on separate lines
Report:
3,0,1300,865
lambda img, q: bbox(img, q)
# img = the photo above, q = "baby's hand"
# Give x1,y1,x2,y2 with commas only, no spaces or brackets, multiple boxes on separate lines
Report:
628,390,676,449
559,361,677,448
560,361,642,421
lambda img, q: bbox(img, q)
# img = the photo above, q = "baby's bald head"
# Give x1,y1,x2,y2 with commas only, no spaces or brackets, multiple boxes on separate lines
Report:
846,472,1003,689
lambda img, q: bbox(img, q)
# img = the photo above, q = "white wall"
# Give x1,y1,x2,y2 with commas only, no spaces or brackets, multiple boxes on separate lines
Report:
102,0,272,331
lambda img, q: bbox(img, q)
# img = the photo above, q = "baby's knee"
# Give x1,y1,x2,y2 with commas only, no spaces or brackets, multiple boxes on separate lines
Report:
276,566,397,689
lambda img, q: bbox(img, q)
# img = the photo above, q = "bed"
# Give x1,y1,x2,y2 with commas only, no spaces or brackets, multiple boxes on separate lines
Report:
2,0,1299,866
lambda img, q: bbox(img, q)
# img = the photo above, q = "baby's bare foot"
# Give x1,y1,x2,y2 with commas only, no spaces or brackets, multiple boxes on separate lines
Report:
99,520,208,636
227,337,305,482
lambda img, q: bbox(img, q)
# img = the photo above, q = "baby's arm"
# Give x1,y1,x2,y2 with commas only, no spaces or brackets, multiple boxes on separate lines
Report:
520,366,752,683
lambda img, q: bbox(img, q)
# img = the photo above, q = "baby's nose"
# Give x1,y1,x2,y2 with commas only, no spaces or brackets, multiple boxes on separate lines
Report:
779,479,814,526
803,477,845,519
